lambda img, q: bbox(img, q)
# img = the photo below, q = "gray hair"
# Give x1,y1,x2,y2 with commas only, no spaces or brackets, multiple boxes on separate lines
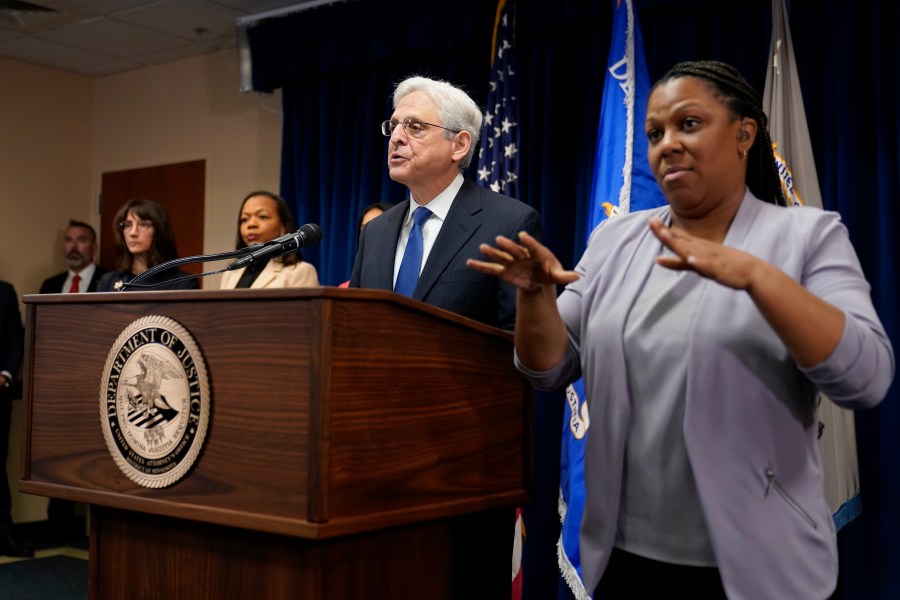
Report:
393,76,483,170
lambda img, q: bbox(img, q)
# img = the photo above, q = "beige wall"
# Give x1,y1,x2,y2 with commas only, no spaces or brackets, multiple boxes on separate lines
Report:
93,48,284,287
1,57,94,523
1,48,282,523
0,47,283,296
0,56,94,296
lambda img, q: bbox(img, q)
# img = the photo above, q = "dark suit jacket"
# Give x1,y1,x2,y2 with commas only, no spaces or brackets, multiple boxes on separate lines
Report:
39,266,106,294
97,268,199,292
0,281,23,383
349,178,542,329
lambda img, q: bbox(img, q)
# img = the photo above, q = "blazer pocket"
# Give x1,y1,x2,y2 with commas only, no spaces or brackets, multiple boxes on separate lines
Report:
764,468,818,529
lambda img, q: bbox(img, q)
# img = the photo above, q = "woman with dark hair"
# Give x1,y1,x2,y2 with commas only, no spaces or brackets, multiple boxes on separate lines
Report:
219,191,319,289
469,61,893,598
97,198,198,292
356,202,395,234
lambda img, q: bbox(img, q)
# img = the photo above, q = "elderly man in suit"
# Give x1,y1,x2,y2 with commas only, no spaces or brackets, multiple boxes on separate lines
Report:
349,75,540,597
0,279,31,557
39,220,105,294
349,76,541,330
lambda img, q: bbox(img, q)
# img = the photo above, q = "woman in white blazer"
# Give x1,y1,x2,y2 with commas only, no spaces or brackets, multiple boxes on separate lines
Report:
220,191,319,289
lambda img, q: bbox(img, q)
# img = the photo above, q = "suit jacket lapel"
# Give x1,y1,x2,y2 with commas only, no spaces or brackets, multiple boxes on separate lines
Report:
88,268,104,292
413,180,481,300
376,200,409,291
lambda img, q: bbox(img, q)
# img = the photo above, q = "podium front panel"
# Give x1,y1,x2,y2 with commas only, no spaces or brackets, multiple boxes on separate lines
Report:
21,289,529,539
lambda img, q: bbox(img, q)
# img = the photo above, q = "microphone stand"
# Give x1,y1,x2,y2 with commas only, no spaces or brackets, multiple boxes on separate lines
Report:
120,247,255,291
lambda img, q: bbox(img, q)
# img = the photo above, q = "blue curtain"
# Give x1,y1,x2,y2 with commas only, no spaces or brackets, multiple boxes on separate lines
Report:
247,0,496,284
248,1,899,598
790,2,900,598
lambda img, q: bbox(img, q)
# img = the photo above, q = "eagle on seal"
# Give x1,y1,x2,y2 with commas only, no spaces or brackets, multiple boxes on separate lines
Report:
128,351,183,420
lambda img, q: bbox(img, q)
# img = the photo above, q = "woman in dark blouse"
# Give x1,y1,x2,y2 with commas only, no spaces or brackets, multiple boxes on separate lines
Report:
97,198,198,292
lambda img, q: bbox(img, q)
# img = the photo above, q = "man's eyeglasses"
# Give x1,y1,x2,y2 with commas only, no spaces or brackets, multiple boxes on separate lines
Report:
381,118,460,139
119,219,154,231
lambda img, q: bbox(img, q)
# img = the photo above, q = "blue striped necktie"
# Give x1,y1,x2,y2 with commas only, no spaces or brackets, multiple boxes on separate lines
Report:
393,206,432,297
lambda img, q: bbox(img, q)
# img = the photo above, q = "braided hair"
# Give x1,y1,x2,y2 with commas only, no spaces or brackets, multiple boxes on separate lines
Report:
652,60,787,207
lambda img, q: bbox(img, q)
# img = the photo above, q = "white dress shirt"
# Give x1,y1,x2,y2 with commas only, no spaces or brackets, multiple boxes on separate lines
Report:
63,263,97,293
393,173,464,286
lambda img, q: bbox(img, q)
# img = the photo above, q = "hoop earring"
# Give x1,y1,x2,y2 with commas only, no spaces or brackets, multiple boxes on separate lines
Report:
738,148,747,161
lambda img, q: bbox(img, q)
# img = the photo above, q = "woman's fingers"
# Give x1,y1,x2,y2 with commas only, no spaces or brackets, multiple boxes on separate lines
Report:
468,231,580,289
466,257,506,275
649,218,760,290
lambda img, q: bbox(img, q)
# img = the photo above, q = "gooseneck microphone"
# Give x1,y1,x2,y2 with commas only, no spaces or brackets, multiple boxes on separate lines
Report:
121,223,323,290
225,223,323,271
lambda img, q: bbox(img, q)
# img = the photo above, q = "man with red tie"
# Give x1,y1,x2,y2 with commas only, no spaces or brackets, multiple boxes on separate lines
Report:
37,220,105,539
39,220,106,294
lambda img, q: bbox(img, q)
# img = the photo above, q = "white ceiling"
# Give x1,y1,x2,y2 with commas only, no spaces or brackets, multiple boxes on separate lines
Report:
0,0,325,77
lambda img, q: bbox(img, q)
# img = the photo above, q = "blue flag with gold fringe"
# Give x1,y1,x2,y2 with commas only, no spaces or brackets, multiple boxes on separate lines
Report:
559,1,665,597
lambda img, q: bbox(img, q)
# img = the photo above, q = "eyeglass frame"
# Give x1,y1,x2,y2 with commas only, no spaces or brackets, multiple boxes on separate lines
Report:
118,219,155,231
381,118,461,139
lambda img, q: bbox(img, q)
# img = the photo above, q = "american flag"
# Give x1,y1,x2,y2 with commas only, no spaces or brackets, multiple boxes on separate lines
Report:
476,0,519,199
476,3,524,597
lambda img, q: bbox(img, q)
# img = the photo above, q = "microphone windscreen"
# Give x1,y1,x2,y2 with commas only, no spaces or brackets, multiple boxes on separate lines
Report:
299,223,323,245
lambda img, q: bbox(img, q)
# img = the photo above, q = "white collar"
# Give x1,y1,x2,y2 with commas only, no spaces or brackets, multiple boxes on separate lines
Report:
70,263,97,280
406,173,464,222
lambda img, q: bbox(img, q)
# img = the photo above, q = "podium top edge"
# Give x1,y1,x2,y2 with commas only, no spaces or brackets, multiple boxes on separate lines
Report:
23,286,514,339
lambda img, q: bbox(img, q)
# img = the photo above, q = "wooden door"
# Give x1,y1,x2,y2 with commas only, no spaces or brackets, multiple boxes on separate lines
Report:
100,160,205,280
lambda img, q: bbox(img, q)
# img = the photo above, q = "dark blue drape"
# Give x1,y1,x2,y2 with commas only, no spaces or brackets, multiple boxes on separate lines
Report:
248,0,496,283
790,2,900,598
248,1,899,598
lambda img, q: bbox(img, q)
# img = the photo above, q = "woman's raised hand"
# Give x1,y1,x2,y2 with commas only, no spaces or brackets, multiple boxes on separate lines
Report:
467,231,579,291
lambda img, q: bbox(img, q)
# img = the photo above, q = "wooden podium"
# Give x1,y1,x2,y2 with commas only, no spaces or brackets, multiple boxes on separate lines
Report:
20,288,531,599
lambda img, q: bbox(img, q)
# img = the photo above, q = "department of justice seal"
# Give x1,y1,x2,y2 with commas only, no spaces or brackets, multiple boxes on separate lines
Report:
100,315,210,488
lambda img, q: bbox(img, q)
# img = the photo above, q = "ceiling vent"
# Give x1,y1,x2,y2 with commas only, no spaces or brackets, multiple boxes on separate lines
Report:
0,0,57,25
0,0,57,12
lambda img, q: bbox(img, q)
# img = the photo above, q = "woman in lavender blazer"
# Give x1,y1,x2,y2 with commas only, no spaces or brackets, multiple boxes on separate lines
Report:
470,61,893,599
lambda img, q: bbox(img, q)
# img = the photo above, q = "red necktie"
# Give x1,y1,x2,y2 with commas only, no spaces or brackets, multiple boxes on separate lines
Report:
69,274,81,293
